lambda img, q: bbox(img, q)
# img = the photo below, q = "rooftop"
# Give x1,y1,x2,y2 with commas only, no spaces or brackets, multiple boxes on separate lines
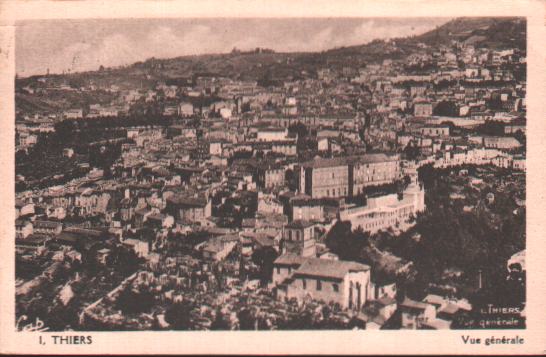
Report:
273,253,307,267
285,220,315,229
294,258,370,280
400,297,430,311
167,195,208,207
301,153,399,169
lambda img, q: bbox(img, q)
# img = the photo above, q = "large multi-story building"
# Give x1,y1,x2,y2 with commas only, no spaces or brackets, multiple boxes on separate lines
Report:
351,154,401,196
414,102,433,117
256,127,288,142
419,125,450,137
178,102,194,117
483,136,523,149
256,164,285,189
299,157,350,198
339,179,425,234
290,196,324,222
299,154,401,198
166,195,212,223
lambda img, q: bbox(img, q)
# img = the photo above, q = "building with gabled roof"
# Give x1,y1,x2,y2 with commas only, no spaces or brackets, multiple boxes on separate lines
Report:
273,255,372,310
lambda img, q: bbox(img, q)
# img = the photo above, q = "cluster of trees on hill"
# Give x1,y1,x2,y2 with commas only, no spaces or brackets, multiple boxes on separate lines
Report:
16,117,140,190
54,116,173,136
324,164,524,310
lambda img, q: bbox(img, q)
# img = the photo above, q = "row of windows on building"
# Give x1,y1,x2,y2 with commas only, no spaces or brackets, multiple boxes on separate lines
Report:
277,266,292,275
301,278,339,292
319,168,397,181
315,187,348,197
355,175,394,184
355,210,413,229
362,219,399,230
356,168,395,175
287,230,305,241
362,208,412,219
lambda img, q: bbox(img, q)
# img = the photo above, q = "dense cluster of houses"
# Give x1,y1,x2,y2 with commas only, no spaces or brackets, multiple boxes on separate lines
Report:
15,33,525,330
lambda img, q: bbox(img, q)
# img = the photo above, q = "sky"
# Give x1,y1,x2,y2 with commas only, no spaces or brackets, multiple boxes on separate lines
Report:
16,17,451,76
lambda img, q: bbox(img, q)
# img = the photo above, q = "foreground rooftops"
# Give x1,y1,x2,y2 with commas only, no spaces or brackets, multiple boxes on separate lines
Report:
293,258,370,280
400,297,430,311
273,253,307,266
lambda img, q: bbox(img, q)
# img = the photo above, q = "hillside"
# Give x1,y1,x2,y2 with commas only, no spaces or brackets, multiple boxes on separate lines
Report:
15,17,526,117
129,16,526,79
416,17,526,50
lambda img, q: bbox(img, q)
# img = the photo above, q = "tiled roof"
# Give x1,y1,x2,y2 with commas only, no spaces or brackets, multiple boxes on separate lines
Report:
300,157,348,169
400,297,429,311
293,258,369,280
301,153,398,169
285,220,315,229
273,253,306,266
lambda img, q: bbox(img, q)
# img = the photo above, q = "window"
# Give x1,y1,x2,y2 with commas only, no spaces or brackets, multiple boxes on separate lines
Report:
277,267,281,274
302,279,307,289
316,279,322,291
333,283,339,292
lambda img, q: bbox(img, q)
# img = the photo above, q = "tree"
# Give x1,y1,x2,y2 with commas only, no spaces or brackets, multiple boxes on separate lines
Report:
239,256,247,282
211,307,231,330
54,120,76,143
116,288,155,315
433,100,458,116
285,168,298,191
325,221,353,257
325,221,370,262
477,121,504,136
403,142,420,161
237,308,256,330
251,246,279,286
513,129,525,145
288,122,308,138
164,301,194,330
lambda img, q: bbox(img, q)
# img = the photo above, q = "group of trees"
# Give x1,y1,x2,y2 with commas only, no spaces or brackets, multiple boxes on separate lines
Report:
251,246,279,287
476,120,525,144
288,122,309,138
213,191,258,229
116,288,156,315
389,166,524,302
54,116,171,136
323,163,524,310
16,115,140,189
433,100,459,117
163,300,195,330
324,221,371,262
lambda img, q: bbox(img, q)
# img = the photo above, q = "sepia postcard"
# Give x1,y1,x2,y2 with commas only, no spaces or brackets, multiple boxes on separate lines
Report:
0,0,545,354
